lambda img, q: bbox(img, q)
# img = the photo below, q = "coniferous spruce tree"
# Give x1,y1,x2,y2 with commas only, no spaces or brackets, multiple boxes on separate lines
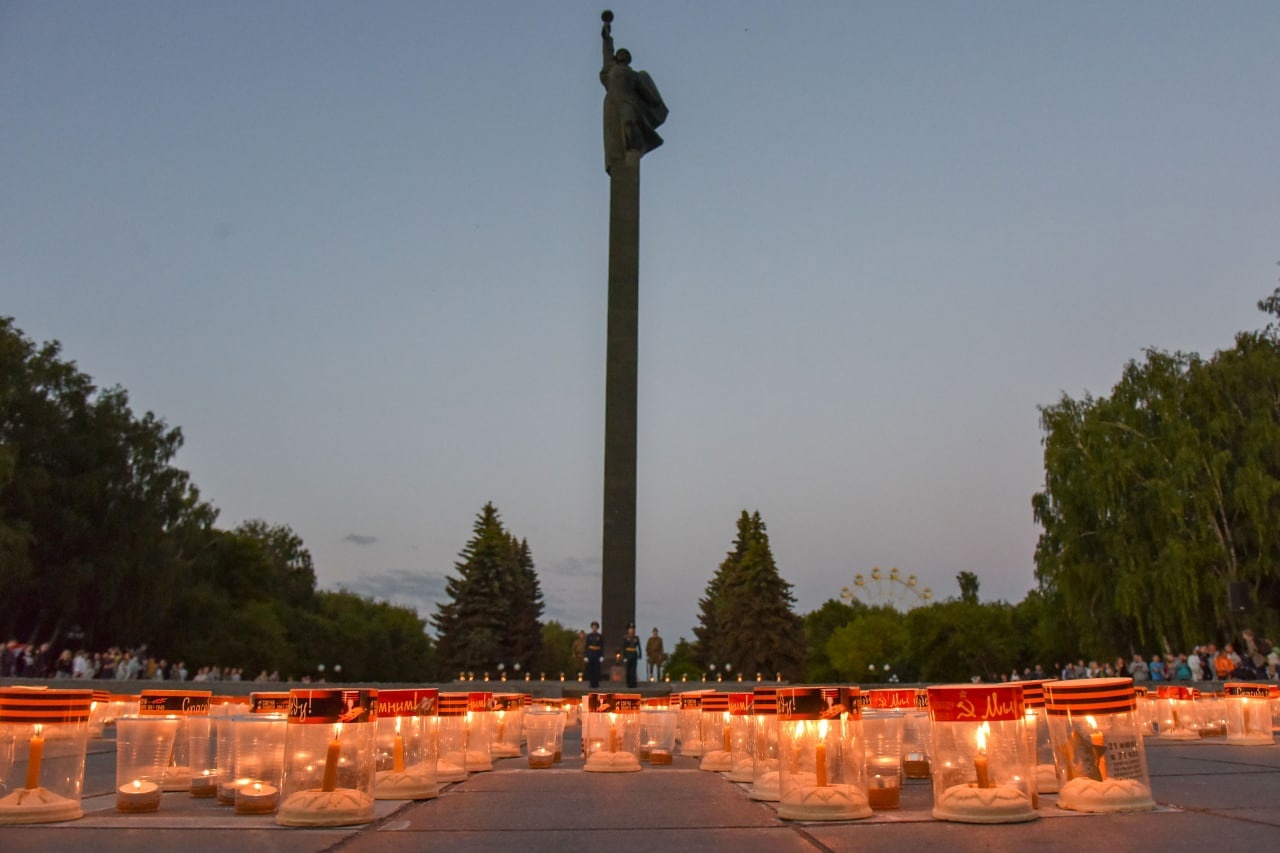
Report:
693,510,752,665
432,503,546,674
504,536,545,670
695,510,806,680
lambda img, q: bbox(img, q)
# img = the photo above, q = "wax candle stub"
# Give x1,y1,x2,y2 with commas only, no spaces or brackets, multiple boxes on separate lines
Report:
25,727,45,790
322,729,342,792
814,721,828,787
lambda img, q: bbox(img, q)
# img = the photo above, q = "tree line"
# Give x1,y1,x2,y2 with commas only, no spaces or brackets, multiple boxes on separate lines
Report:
0,317,432,681
7,286,1278,684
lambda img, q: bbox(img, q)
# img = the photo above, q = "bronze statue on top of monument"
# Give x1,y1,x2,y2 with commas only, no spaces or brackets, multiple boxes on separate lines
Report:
600,9,668,174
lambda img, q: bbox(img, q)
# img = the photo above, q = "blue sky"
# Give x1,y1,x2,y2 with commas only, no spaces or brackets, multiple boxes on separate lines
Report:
4,1,1278,654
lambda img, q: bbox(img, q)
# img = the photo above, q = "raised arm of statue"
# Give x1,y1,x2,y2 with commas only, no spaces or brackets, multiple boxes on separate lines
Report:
601,19,615,71
598,10,668,174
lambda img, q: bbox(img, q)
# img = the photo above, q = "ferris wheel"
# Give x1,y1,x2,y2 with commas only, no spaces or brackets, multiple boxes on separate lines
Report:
840,566,933,611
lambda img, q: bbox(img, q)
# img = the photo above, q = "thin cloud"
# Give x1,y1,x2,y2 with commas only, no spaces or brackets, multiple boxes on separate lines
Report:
342,534,378,546
338,570,448,608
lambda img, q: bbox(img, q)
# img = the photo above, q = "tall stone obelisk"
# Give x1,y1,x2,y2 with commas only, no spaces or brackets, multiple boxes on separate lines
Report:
598,10,667,647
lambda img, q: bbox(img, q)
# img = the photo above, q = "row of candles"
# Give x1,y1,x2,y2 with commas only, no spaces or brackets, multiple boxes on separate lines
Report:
1,679,1276,826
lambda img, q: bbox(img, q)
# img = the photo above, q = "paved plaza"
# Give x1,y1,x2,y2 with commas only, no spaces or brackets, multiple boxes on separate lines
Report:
4,723,1279,852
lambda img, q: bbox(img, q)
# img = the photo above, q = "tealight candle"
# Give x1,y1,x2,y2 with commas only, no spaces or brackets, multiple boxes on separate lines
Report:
528,747,554,769
190,769,217,798
116,779,162,813
236,781,279,814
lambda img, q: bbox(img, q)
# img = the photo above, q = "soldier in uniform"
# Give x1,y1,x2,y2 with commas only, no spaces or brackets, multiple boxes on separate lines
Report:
645,628,665,681
621,624,641,688
585,621,605,688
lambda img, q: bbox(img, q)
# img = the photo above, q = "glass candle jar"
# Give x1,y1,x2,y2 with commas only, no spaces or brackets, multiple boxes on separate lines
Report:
374,688,440,799
1017,680,1055,798
899,689,932,781
698,693,732,772
676,691,706,757
1155,685,1201,739
463,692,494,772
275,688,377,827
115,715,181,812
863,690,912,811
749,686,780,801
489,693,523,760
139,689,212,792
88,689,111,740
230,712,288,814
638,705,678,766
726,692,755,782
436,693,470,782
0,688,93,825
1044,677,1154,813
583,693,641,773
525,707,562,769
776,686,871,821
926,684,1037,824
1223,682,1274,745
1198,692,1228,739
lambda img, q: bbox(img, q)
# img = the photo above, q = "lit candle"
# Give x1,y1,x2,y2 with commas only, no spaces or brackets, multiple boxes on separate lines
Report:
236,781,279,814
393,718,406,773
496,710,506,742
25,725,44,790
609,713,618,753
116,779,162,812
1086,715,1107,780
814,720,828,787
723,718,732,753
322,723,342,792
190,769,217,798
974,723,991,789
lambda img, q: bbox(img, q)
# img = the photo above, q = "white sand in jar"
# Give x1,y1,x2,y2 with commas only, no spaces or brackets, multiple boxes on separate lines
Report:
679,739,705,757
463,750,493,772
750,769,781,801
0,788,82,825
489,742,521,758
275,788,375,827
1158,729,1200,741
584,751,641,773
162,765,192,791
727,759,754,782
1057,777,1155,813
932,784,1038,824
436,759,468,782
1036,763,1059,793
777,784,872,821
698,749,732,772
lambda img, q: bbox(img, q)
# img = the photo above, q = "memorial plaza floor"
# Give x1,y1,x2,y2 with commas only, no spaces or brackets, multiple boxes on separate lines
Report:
4,723,1280,852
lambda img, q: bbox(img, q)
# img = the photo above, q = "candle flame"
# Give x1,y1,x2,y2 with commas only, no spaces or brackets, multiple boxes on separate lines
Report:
1085,714,1098,730
33,723,43,736
976,721,989,752
253,782,263,793
132,779,143,791
817,719,829,739
333,722,343,738
395,716,402,735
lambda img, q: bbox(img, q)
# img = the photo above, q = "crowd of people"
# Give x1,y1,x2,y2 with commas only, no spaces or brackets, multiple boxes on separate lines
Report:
0,641,278,683
1002,629,1279,684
